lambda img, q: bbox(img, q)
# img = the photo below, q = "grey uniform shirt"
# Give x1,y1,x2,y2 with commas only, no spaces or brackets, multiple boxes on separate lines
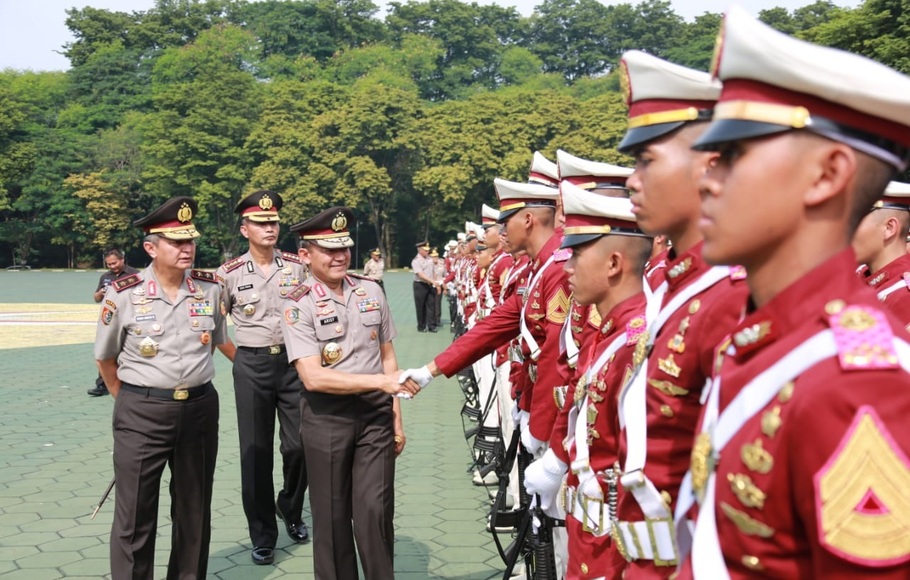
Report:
363,258,384,281
282,274,396,412
216,250,307,348
411,254,434,282
94,266,228,389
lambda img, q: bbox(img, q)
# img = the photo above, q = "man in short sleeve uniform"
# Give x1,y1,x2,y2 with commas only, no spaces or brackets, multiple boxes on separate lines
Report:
412,241,438,332
674,9,910,577
216,190,309,565
282,207,415,580
94,196,227,579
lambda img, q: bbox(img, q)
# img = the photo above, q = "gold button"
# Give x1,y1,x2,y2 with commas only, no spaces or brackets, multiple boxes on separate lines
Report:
825,299,845,315
580,563,588,575
660,490,672,506
741,555,763,570
660,404,674,417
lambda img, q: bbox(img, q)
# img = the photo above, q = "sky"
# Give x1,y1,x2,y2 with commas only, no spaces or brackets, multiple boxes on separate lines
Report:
0,0,858,72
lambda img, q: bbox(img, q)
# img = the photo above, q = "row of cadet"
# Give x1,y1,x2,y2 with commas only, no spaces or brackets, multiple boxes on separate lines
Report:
395,6,910,580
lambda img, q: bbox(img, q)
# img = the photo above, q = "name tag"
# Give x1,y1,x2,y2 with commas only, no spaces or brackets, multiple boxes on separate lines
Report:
189,301,214,316
238,284,253,291
136,314,156,322
319,316,339,325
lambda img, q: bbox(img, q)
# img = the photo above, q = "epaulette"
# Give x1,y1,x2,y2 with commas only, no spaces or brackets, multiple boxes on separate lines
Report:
281,251,302,264
220,256,245,273
346,272,374,282
287,284,311,302
553,248,572,263
730,265,747,280
828,303,898,370
190,269,217,284
626,316,646,345
113,274,142,292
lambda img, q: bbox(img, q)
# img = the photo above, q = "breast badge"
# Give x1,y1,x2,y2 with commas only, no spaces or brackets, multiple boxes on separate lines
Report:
138,337,159,357
243,304,256,316
322,342,342,366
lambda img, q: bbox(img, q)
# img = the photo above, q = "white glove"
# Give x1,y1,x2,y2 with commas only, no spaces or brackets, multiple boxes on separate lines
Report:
523,449,567,512
510,401,522,424
399,365,434,389
519,411,544,454
578,471,604,501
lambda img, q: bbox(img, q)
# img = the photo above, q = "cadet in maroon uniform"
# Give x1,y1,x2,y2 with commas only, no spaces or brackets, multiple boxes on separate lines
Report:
675,8,910,578
853,181,910,327
611,51,750,577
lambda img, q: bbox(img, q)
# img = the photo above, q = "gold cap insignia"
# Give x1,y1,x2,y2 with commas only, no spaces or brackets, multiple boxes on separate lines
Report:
332,212,348,232
258,194,273,210
177,202,193,223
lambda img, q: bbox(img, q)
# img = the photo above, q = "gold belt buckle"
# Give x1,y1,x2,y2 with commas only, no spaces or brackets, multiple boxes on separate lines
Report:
268,345,282,355
173,389,189,401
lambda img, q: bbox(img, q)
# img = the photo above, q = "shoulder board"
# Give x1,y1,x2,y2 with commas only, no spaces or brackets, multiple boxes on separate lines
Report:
113,274,142,292
220,256,245,273
828,304,898,370
287,284,311,302
281,251,302,264
729,265,747,280
190,269,217,284
346,272,374,282
553,248,572,263
626,316,646,345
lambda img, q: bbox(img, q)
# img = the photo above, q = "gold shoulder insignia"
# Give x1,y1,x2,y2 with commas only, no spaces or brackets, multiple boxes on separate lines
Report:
220,256,245,272
112,274,142,292
816,406,910,566
190,269,216,283
281,251,302,264
287,284,311,302
546,287,570,324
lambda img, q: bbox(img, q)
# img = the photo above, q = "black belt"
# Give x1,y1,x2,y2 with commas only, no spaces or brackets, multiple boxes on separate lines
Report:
414,280,434,286
120,381,213,401
238,344,286,356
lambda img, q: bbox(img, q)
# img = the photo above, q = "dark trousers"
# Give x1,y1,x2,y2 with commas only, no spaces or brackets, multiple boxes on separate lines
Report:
301,400,395,580
111,386,219,580
233,347,307,548
412,281,436,330
434,290,443,327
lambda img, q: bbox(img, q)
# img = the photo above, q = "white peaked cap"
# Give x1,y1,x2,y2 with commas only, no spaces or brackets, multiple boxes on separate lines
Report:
696,4,910,169
481,203,500,226
529,151,559,187
560,181,646,248
494,178,560,222
557,149,633,189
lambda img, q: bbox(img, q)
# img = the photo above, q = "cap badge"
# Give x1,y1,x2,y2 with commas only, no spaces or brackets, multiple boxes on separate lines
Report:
619,60,632,106
332,212,348,232
177,202,193,223
258,194,273,210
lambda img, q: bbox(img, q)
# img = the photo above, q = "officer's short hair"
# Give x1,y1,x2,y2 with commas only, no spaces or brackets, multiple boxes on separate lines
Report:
104,248,124,259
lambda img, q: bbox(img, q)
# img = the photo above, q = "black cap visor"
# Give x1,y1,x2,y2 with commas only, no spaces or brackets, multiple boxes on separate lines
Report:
618,122,687,154
692,119,792,151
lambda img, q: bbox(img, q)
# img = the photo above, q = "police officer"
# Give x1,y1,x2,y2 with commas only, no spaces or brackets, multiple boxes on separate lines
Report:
363,248,385,291
94,196,227,580
281,206,419,580
216,190,309,565
89,249,139,397
412,241,438,332
675,8,910,576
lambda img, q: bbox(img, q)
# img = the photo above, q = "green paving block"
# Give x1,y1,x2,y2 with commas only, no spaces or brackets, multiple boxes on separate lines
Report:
15,550,81,569
0,569,63,580
33,535,99,552
3,532,59,547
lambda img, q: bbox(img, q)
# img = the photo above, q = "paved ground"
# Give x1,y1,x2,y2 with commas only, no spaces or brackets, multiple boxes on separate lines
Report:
0,270,503,579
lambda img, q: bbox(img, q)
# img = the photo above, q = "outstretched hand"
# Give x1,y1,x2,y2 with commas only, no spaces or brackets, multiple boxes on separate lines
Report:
382,370,421,398
399,366,434,390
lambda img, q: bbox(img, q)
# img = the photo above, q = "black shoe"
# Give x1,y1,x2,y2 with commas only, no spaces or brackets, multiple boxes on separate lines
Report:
87,385,108,397
251,547,274,565
417,327,427,333
276,504,310,544
429,327,438,333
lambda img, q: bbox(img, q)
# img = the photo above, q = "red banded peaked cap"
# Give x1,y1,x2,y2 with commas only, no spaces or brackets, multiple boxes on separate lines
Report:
696,5,910,169
560,181,645,249
134,196,200,240
290,206,355,249
494,178,560,222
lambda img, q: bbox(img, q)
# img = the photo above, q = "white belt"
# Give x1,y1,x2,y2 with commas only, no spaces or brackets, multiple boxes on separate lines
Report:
563,485,611,537
613,518,680,566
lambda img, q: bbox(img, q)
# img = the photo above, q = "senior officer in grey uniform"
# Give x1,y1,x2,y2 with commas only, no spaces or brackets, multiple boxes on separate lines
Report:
281,206,420,580
216,190,309,566
411,240,438,332
94,196,227,580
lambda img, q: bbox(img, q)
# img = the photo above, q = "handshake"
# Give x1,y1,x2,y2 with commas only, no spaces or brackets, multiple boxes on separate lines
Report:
392,365,436,399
